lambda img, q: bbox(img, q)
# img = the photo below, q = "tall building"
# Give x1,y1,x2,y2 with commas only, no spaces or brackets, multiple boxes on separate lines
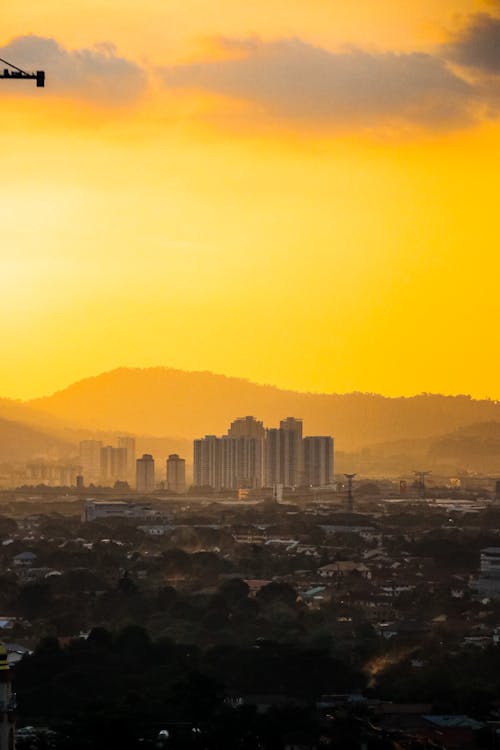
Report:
193,419,265,490
280,417,303,488
265,427,282,486
229,416,265,488
136,454,155,493
167,454,186,493
228,416,265,439
79,440,102,484
118,436,136,479
193,416,332,492
303,436,334,487
100,446,127,484
232,436,264,489
194,436,221,489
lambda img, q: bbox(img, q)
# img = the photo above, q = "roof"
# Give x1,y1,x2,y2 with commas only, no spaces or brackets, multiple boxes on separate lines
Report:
423,715,483,730
301,587,326,597
13,551,37,560
319,562,369,573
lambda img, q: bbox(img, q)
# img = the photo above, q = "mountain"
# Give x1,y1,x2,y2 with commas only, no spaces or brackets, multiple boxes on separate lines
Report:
334,421,500,476
0,417,75,463
22,367,500,452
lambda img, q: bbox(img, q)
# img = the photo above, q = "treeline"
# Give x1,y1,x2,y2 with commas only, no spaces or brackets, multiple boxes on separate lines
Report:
14,627,365,750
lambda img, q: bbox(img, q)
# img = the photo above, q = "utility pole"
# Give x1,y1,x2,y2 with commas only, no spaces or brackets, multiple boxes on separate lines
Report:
413,471,431,499
345,473,356,513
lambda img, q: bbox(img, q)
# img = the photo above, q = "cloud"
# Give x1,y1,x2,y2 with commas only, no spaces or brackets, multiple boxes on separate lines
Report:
160,37,478,130
0,35,147,103
446,13,500,74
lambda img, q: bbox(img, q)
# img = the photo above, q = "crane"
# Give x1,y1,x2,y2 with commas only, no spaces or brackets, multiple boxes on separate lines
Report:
0,57,44,87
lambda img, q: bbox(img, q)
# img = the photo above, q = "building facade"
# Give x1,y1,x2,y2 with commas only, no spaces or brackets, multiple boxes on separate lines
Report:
79,440,102,484
118,436,136,480
303,436,334,487
193,416,333,491
166,454,186,493
100,446,128,484
136,454,155,493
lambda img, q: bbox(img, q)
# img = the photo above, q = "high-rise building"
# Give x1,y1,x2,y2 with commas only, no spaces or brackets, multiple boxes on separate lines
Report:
118,436,136,479
100,446,127,484
193,416,331,492
303,436,334,487
228,416,265,488
228,416,265,439
232,435,264,489
79,440,102,484
265,427,282,486
280,417,303,488
136,454,155,493
166,454,186,493
194,427,265,490
220,435,236,489
194,436,221,489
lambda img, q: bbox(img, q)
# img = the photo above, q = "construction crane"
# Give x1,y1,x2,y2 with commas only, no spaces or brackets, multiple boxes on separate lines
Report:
0,57,44,87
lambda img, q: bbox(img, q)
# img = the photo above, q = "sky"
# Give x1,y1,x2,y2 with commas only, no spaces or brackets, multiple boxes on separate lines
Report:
1,0,500,400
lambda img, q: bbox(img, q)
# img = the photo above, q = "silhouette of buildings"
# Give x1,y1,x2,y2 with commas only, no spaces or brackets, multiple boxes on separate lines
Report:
280,417,304,488
304,436,334,487
166,454,186,493
118,436,136,480
136,454,155,492
79,437,136,486
193,417,334,491
26,463,82,487
100,445,127,483
194,435,221,489
79,440,102,484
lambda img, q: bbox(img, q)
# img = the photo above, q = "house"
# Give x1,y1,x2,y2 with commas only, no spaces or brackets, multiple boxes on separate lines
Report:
13,551,37,567
318,562,371,580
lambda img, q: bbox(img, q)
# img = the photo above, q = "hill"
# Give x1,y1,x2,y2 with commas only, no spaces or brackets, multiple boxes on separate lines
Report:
0,417,75,463
22,367,500,452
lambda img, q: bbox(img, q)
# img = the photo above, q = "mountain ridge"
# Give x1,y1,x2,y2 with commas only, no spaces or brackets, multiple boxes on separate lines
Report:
15,366,500,452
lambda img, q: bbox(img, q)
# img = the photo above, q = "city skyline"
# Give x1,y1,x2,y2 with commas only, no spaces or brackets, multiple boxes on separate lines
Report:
2,1,500,401
194,415,334,490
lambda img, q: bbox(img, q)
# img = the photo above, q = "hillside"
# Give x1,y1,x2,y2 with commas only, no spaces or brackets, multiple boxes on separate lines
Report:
0,418,75,463
23,367,500,452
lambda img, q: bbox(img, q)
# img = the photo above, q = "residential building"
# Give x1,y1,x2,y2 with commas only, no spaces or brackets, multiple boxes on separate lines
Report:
118,436,136,480
100,445,127,484
194,436,221,489
166,454,186,493
303,436,334,487
136,454,155,492
79,440,102,484
280,417,303,488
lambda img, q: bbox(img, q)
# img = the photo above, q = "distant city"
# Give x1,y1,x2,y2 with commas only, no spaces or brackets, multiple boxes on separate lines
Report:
20,415,335,494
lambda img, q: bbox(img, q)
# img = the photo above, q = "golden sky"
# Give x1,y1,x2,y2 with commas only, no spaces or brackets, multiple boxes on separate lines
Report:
1,0,500,400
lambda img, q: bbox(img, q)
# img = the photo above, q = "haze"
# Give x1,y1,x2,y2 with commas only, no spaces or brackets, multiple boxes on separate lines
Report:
1,0,498,400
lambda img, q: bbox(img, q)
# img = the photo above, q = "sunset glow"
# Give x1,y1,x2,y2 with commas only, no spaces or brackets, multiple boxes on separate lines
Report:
1,0,498,399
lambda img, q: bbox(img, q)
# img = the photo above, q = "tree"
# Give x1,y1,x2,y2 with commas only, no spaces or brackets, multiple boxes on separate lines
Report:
256,582,298,609
218,578,249,605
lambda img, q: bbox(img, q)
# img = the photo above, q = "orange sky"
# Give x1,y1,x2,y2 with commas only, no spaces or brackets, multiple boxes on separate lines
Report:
1,0,500,400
